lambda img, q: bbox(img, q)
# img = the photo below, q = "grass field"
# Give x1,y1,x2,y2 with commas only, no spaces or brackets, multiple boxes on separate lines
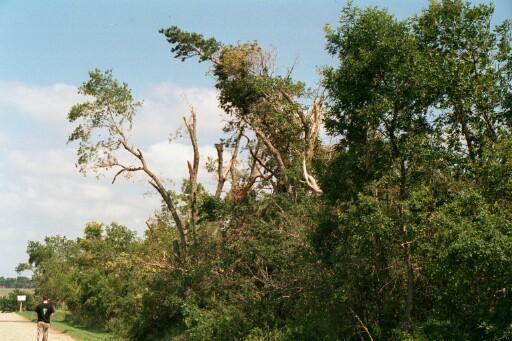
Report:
0,288,34,297
18,310,119,341
0,288,12,297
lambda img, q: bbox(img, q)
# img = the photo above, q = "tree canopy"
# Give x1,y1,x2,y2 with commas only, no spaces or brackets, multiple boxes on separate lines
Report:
22,1,512,340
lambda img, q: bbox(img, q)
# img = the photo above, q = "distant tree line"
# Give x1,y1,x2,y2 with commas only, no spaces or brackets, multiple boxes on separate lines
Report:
0,276,33,289
20,1,512,340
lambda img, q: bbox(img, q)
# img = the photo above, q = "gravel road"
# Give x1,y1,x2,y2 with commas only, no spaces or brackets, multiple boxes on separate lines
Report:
0,312,75,340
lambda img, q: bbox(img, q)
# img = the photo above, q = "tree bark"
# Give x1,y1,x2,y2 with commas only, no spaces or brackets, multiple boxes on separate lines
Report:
184,108,199,237
214,142,225,198
117,134,187,251
250,123,290,192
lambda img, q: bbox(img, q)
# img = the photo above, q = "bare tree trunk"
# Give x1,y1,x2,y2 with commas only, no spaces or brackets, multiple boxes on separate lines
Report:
280,93,323,193
214,142,225,198
184,108,199,237
215,128,244,199
227,129,244,193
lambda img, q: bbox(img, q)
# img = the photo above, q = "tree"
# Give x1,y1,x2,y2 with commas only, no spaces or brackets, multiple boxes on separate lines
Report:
323,3,432,328
23,236,78,305
320,1,512,338
160,27,324,196
413,0,512,162
22,2,512,340
183,108,200,235
67,69,187,251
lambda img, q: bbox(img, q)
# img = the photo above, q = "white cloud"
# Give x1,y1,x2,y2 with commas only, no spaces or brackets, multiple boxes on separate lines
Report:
144,140,218,191
0,80,226,143
79,183,113,201
7,148,77,176
0,191,22,210
134,82,225,142
0,81,85,122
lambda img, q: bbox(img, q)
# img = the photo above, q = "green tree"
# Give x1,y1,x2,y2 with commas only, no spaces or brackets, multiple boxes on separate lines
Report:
24,236,78,305
319,1,512,339
67,70,187,251
413,0,512,162
160,27,324,196
322,3,433,330
23,2,512,340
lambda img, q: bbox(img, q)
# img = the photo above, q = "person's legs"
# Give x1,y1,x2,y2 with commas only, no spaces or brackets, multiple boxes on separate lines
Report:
37,321,49,341
42,322,49,341
37,321,44,341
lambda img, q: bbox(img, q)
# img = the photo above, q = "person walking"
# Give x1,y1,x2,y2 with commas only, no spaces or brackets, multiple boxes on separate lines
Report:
35,296,55,341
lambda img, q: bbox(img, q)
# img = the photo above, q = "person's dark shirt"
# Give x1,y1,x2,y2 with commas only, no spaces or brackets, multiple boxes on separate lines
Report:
35,302,55,323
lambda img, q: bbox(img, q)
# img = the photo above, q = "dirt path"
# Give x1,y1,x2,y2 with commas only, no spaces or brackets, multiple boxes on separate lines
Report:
0,312,75,340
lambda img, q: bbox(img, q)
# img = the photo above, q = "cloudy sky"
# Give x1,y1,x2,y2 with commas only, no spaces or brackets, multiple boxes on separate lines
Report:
1,0,510,276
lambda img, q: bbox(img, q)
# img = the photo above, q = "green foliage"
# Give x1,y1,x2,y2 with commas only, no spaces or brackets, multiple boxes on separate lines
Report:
420,191,512,340
25,2,512,340
0,289,35,312
24,222,138,331
320,1,512,339
67,69,141,174
326,7,429,129
159,26,222,62
413,0,512,161
477,135,512,204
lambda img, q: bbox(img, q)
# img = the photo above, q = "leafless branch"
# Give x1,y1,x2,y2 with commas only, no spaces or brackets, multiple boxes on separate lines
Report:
183,107,200,235
214,142,225,198
302,157,322,195
349,308,375,341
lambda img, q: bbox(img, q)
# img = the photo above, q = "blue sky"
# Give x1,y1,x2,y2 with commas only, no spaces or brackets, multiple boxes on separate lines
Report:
3,0,508,90
0,0,510,276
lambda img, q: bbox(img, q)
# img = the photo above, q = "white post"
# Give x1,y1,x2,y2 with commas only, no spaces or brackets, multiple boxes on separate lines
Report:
19,301,23,312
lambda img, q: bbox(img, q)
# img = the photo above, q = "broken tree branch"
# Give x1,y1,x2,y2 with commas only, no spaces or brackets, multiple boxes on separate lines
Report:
183,107,199,235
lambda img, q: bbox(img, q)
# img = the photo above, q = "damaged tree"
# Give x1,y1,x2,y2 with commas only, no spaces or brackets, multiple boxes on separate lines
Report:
160,27,324,196
183,107,199,235
67,69,188,253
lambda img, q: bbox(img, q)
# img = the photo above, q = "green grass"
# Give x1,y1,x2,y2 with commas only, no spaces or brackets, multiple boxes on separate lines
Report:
17,310,120,341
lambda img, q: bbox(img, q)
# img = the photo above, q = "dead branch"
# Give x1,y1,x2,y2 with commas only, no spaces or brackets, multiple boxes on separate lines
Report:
215,127,243,198
214,142,225,198
111,164,143,184
302,157,322,195
244,118,289,191
350,308,375,341
246,141,274,178
233,141,264,199
183,107,199,235
227,128,244,187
